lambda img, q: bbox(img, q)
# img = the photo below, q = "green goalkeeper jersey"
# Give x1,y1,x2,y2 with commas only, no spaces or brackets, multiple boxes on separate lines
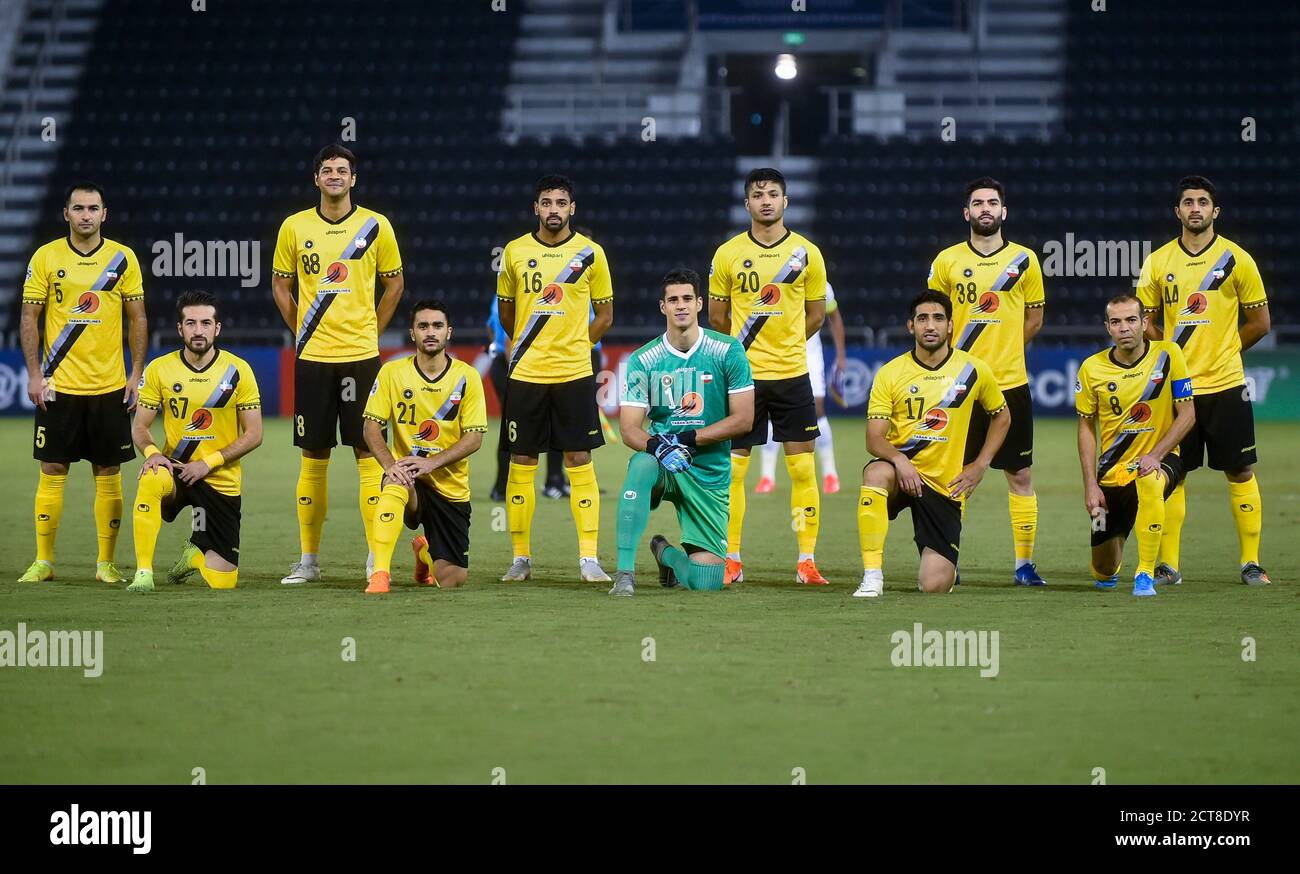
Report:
622,328,753,489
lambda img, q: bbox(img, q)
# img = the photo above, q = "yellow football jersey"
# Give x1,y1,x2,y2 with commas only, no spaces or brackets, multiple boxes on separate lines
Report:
496,230,613,384
709,229,827,380
868,348,1006,496
1136,234,1266,395
272,205,403,363
1075,340,1193,488
363,355,488,503
137,348,261,497
927,240,1045,390
22,236,144,395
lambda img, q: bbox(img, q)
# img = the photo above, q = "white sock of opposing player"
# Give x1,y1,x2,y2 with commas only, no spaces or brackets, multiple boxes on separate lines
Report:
815,415,837,476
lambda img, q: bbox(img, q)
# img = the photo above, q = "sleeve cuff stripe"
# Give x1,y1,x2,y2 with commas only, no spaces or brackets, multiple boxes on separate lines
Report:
272,269,295,277
1025,302,1046,308
362,413,387,424
236,403,261,410
122,294,144,301
985,404,1008,416
728,386,754,394
464,426,489,432
1175,396,1195,403
379,269,403,277
621,401,649,408
138,401,160,409
867,414,891,420
591,296,613,304
1243,302,1268,309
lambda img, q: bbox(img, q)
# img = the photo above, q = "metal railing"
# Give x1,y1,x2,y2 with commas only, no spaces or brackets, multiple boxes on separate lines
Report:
502,86,737,141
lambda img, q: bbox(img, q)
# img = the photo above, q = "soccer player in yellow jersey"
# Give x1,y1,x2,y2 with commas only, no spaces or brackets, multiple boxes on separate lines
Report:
362,300,487,594
18,182,147,584
709,168,829,586
497,175,614,583
127,292,263,592
856,291,1008,597
1137,176,1272,586
928,177,1047,586
271,145,405,586
1076,295,1195,597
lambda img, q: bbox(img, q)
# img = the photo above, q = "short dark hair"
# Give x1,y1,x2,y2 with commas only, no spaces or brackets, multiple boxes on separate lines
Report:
64,181,105,207
661,268,700,299
1104,293,1144,318
535,174,574,201
909,290,952,321
176,290,220,323
745,167,786,196
964,176,1005,205
313,144,357,175
1177,175,1217,207
410,298,451,328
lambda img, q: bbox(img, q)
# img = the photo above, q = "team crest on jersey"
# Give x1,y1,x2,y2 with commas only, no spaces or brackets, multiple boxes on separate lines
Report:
186,409,214,432
1166,273,1175,282
1181,293,1208,316
909,385,919,394
172,382,183,393
416,419,440,442
305,241,314,249
541,284,564,305
963,268,973,278
403,389,414,399
1125,402,1152,425
675,392,704,416
974,292,999,314
1107,381,1117,392
919,409,949,432
743,259,753,269
322,262,348,284
57,269,66,278
71,291,100,314
528,258,538,269
759,284,781,306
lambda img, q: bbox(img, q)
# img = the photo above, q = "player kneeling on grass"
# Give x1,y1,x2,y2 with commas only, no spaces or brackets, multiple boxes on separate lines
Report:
1076,294,1195,597
609,269,754,596
361,299,487,594
855,291,1009,598
128,291,262,592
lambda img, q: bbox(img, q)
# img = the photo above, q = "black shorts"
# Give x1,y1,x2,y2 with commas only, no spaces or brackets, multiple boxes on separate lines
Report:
733,374,820,449
293,356,382,450
1180,385,1257,474
161,478,242,566
867,460,962,565
405,480,471,568
34,389,134,466
503,375,604,455
1091,453,1183,547
965,383,1032,471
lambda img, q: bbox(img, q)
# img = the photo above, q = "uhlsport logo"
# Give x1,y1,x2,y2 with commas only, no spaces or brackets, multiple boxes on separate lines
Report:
186,409,213,432
416,419,440,441
541,283,564,305
1181,292,1208,316
759,284,781,306
322,261,349,284
919,408,949,432
973,291,999,314
71,291,100,315
1125,402,1152,425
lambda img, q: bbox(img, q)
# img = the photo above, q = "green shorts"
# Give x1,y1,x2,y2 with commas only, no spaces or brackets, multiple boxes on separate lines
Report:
651,469,729,558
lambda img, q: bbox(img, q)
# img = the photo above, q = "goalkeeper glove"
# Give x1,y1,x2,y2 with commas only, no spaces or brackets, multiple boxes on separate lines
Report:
647,433,693,473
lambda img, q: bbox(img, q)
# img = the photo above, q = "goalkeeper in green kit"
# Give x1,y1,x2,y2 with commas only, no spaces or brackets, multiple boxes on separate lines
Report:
609,269,754,596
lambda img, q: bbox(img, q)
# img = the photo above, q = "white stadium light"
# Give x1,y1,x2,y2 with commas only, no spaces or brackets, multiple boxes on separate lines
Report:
774,53,798,81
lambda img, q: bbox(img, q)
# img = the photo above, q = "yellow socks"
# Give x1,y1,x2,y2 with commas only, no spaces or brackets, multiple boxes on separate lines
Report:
786,451,820,556
727,453,750,556
1228,475,1263,566
507,461,538,558
566,462,600,559
34,471,67,563
296,456,330,556
94,472,123,563
357,456,383,553
1008,491,1038,564
371,483,409,574
858,486,889,571
1133,472,1166,576
1159,481,1185,571
132,468,175,571
186,548,237,589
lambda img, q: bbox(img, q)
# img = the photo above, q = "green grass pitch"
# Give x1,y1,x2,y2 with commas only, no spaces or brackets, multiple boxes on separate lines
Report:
1,416,1297,784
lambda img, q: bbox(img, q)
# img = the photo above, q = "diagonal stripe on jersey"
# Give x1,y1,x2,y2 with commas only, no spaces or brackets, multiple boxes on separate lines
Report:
89,251,129,292
898,362,980,458
1096,432,1138,482
955,322,988,352
339,217,380,260
433,376,468,418
769,245,809,284
1197,250,1235,291
990,252,1030,292
296,291,341,354
173,437,202,462
41,322,88,378
1172,323,1196,347
199,364,240,409
552,246,594,283
508,312,551,373
738,313,770,349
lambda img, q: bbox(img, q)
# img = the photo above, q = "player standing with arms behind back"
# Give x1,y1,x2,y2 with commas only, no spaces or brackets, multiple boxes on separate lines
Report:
497,175,614,583
1137,175,1272,586
18,182,147,584
272,145,405,586
709,168,828,586
928,177,1048,586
